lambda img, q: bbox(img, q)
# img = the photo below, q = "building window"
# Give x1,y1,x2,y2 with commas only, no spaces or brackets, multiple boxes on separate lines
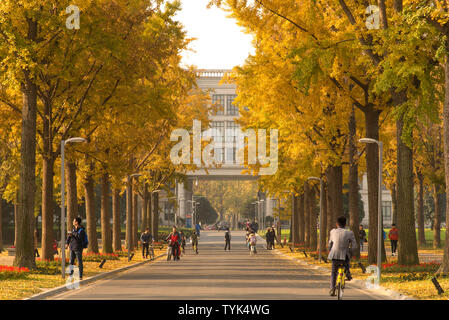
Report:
225,121,239,163
211,121,224,162
212,94,225,115
226,95,239,116
382,201,392,220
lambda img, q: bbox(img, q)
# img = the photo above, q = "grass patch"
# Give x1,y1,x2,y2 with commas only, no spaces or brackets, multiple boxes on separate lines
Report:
0,245,167,300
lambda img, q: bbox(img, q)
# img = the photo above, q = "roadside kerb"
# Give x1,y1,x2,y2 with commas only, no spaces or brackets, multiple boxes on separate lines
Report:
25,253,165,300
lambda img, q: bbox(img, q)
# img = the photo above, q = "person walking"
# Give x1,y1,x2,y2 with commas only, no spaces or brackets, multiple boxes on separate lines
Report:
180,231,186,255
328,216,357,296
166,226,181,261
66,217,88,280
359,225,366,252
388,224,399,256
249,232,257,255
140,227,152,259
224,228,231,251
195,223,201,237
191,231,199,254
265,227,272,250
270,227,276,249
34,228,40,258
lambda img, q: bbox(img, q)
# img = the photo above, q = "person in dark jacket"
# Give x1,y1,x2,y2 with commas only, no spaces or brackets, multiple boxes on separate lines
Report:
66,217,86,280
359,225,366,252
224,228,231,251
265,227,272,250
140,227,152,259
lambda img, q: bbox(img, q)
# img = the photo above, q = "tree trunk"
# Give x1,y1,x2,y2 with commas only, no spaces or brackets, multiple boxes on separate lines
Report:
41,156,55,261
112,188,121,252
126,177,132,250
14,194,18,247
101,173,112,254
325,167,334,238
132,191,138,249
292,195,300,245
320,185,327,254
147,191,152,235
151,192,159,242
441,50,449,273
66,161,78,233
14,17,38,269
349,107,360,259
298,193,305,244
84,174,98,253
309,186,317,252
333,166,343,224
433,184,441,248
0,194,3,252
141,184,148,232
416,172,426,246
391,183,397,225
304,183,310,248
396,114,419,265
364,107,387,264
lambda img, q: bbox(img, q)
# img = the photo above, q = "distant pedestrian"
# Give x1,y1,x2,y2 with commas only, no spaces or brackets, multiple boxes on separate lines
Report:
224,228,231,251
359,225,366,251
180,231,186,255
195,223,201,237
269,227,276,249
191,231,199,254
166,226,181,261
249,232,257,255
388,224,399,256
66,217,87,280
265,227,271,249
34,229,40,258
140,227,152,259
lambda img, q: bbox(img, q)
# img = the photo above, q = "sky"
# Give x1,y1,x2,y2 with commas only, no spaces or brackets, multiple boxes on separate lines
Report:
175,0,255,70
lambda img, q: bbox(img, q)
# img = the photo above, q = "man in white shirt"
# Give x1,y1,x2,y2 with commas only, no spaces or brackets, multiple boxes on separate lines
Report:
328,216,357,296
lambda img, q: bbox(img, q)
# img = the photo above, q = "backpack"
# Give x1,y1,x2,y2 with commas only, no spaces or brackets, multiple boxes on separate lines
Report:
78,227,88,249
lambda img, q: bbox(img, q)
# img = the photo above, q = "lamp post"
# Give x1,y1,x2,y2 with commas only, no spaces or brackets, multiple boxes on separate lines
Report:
308,177,323,263
127,173,141,262
359,137,383,285
61,137,86,279
251,201,257,224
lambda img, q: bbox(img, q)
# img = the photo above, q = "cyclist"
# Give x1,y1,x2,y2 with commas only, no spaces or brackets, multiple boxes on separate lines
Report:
328,216,357,297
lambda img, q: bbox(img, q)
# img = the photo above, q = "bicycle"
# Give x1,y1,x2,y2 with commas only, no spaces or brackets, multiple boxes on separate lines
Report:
148,244,155,260
335,263,346,300
192,242,198,254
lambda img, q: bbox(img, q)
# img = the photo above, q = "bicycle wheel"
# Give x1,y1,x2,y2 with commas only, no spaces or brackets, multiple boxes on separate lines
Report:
337,283,343,300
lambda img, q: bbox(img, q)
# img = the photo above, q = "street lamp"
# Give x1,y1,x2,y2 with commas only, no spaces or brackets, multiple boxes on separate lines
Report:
359,137,383,285
61,137,86,279
308,177,323,263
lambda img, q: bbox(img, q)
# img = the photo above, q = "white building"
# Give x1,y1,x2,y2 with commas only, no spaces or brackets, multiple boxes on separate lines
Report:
169,69,279,228
359,173,393,227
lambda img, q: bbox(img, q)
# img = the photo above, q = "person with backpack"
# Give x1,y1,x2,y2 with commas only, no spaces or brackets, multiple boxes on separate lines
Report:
66,217,88,280
224,228,231,251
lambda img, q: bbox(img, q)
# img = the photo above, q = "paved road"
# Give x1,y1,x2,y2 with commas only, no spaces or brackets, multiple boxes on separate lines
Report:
51,231,392,300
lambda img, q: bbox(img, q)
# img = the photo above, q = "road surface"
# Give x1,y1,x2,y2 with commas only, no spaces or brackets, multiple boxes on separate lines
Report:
51,231,392,300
